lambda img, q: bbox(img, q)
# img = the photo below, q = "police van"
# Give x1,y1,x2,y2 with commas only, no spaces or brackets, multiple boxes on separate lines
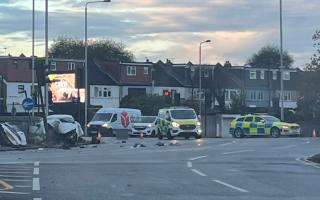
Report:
87,108,141,142
157,107,202,140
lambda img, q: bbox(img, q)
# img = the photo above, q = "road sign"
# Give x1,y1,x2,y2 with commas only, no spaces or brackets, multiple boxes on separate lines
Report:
22,98,34,111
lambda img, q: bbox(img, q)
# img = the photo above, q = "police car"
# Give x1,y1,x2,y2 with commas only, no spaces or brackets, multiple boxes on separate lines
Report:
229,114,300,138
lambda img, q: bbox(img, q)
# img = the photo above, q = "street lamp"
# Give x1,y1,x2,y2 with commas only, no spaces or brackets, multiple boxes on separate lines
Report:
85,0,111,136
199,40,211,120
279,0,284,121
31,0,35,117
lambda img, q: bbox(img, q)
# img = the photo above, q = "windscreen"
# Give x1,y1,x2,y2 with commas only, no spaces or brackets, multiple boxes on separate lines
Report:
92,113,113,122
170,110,197,119
262,116,281,122
136,116,156,123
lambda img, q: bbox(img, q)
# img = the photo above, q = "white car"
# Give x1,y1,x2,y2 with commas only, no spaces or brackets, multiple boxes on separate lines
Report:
131,116,158,137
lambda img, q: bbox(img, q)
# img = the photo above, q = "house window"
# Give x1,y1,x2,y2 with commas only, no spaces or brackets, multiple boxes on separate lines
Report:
249,70,256,79
127,66,136,76
67,62,75,71
224,91,229,101
143,67,149,75
250,91,256,100
18,85,24,93
204,68,209,78
257,91,264,101
50,62,56,71
94,86,112,98
272,71,277,80
283,71,290,80
284,91,292,101
260,70,265,79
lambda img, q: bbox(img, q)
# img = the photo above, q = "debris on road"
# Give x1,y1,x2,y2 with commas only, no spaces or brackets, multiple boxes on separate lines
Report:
0,122,27,146
307,154,320,164
132,143,146,148
156,142,165,146
169,140,180,146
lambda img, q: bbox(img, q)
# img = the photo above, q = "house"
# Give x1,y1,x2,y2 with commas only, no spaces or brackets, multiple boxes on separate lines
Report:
0,56,86,112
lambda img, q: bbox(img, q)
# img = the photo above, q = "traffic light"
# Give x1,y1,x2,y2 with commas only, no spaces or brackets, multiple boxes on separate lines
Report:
75,68,84,88
163,90,170,97
163,90,171,104
35,59,50,86
173,93,180,106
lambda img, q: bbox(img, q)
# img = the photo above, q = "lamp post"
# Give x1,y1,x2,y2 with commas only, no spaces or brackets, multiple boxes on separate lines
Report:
279,0,284,121
45,0,49,117
199,40,211,119
85,0,111,136
31,0,35,117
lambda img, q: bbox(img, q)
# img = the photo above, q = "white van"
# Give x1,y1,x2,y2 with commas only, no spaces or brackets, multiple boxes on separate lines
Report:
87,108,141,142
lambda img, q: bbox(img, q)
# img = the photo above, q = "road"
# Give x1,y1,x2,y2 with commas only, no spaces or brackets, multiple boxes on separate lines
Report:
0,137,319,200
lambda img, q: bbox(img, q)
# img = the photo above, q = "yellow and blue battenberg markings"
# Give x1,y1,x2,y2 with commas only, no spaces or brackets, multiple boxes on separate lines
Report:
229,121,275,135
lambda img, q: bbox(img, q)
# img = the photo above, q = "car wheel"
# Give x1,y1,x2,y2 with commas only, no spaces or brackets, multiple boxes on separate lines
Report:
271,127,281,138
158,129,163,140
68,132,78,145
151,130,156,138
233,128,244,138
195,134,202,139
167,130,173,140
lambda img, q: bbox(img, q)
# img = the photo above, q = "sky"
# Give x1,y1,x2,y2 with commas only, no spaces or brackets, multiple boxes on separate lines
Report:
0,0,319,68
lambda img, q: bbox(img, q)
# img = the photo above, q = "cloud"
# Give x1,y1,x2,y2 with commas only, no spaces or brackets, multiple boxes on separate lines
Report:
0,0,319,68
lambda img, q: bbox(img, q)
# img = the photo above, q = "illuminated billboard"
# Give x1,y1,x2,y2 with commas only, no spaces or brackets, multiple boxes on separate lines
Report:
48,73,85,103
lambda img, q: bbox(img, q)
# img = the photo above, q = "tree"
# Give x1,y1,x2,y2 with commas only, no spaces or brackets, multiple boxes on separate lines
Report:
247,45,294,68
305,30,320,71
229,91,246,114
297,30,320,120
49,37,134,62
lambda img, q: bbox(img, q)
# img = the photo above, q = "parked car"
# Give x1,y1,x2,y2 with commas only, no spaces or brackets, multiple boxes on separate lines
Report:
157,107,202,140
229,114,301,138
87,108,141,143
47,115,84,144
131,116,158,137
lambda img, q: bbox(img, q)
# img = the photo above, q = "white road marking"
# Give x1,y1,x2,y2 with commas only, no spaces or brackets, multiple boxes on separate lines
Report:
304,141,311,144
0,175,31,178
187,161,192,168
213,180,249,193
34,198,42,200
32,178,40,191
219,141,236,146
14,185,32,188
222,149,255,155
272,145,297,150
0,191,31,195
0,171,29,174
3,179,31,182
0,168,32,171
189,155,207,161
33,168,39,175
191,169,207,177
34,161,40,167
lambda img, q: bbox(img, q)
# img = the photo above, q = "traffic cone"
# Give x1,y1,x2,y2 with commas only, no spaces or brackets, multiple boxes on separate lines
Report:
312,129,317,138
140,132,144,140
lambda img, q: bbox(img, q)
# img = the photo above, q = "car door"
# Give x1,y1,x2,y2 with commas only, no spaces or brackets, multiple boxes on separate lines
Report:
243,116,254,135
254,116,266,135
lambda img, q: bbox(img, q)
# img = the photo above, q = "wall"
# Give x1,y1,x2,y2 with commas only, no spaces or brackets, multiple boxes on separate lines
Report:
90,85,119,108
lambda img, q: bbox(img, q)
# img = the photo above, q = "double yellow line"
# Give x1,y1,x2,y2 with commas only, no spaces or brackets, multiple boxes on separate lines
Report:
0,179,13,190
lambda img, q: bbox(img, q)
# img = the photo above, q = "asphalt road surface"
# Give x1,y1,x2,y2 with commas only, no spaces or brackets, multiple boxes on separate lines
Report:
0,137,320,200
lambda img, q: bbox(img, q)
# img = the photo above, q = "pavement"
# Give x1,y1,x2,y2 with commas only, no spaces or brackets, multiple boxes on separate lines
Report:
0,136,320,200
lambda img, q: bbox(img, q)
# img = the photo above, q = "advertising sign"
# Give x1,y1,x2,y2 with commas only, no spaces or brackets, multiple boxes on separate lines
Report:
48,73,85,103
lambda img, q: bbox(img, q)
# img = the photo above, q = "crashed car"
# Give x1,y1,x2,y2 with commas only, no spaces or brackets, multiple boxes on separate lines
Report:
47,115,84,145
0,122,27,146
